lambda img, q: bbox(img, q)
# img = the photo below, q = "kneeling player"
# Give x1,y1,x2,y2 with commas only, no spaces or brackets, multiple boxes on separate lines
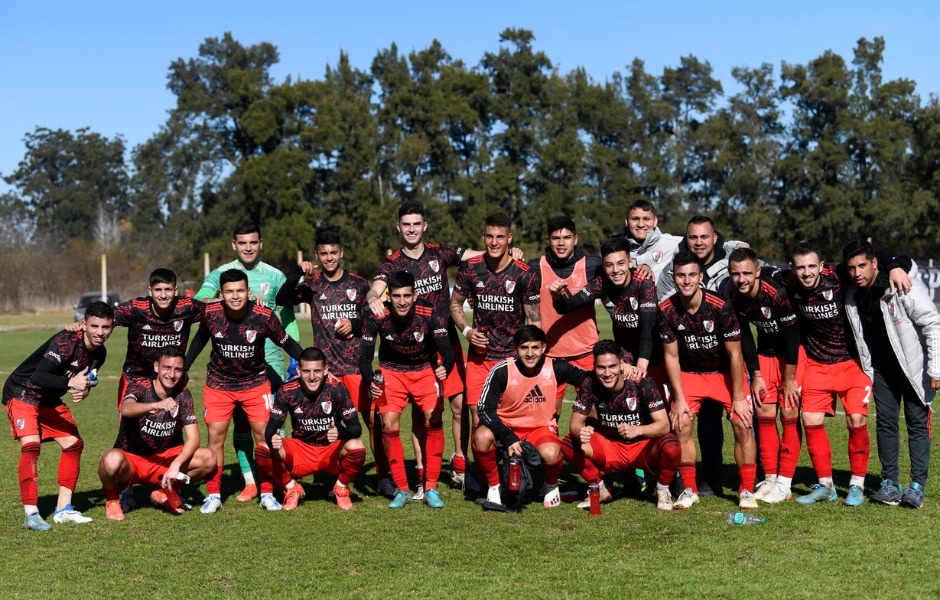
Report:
254,348,365,511
474,326,590,507
98,346,216,520
562,340,681,510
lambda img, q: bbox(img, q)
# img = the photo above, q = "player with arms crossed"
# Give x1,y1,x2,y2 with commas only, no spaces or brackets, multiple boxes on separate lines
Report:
195,220,300,502
98,345,216,520
658,251,757,510
3,301,114,530
185,269,304,514
360,271,455,509
254,347,366,511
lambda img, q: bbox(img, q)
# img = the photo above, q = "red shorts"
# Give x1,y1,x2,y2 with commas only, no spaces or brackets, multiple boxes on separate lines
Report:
126,445,183,486
680,370,750,421
757,348,806,406
441,342,467,399
283,438,342,477
801,357,872,416
514,425,561,448
465,353,500,407
551,354,595,400
375,368,443,415
203,383,273,424
6,399,79,441
589,434,654,473
118,373,151,411
339,373,369,413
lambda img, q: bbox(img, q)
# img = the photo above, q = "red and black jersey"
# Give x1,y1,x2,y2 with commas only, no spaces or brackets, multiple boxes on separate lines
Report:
2,330,107,408
359,299,453,375
374,243,464,332
280,271,368,376
114,296,203,378
192,302,294,391
267,379,358,446
453,257,540,360
572,376,665,442
119,379,196,456
774,265,851,364
658,290,742,373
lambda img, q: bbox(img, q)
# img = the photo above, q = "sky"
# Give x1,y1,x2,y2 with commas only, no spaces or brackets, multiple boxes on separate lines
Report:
2,1,938,193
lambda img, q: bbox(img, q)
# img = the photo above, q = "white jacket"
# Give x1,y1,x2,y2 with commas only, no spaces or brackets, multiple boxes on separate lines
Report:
627,227,683,283
845,262,940,405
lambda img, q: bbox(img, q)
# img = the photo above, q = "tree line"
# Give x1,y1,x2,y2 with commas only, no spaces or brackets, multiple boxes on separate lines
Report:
2,29,939,311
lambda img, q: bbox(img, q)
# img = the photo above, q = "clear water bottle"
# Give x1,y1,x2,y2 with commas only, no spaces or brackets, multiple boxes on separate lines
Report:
725,512,766,525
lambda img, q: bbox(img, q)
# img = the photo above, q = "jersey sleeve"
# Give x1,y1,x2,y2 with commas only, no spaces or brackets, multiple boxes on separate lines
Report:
441,244,464,268
112,301,135,328
194,269,222,300
523,268,540,306
572,381,595,416
178,391,198,426
453,264,474,298
639,377,665,413
719,302,742,342
657,305,677,344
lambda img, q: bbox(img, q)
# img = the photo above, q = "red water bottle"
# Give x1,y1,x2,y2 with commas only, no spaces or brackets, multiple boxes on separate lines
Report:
473,325,489,356
508,455,522,491
373,370,386,407
588,481,601,516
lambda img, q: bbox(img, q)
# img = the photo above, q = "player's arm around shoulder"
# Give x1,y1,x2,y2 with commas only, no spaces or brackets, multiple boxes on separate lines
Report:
193,269,222,301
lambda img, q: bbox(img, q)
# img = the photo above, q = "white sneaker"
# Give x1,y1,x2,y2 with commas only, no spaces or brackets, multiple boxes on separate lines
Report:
52,506,92,524
543,485,561,508
377,478,396,498
674,488,700,510
577,482,612,509
259,493,282,511
412,485,425,502
486,485,502,505
200,495,222,514
763,481,793,504
753,477,776,501
656,487,674,511
739,489,758,510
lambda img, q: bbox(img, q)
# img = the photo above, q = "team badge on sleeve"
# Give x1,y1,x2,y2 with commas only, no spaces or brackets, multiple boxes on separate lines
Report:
704,320,714,333
822,289,833,301
505,280,516,294
429,260,440,273
346,289,357,301
246,330,257,343
321,400,332,414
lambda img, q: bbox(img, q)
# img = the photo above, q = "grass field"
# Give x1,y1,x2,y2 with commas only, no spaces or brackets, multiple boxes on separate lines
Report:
1,310,939,599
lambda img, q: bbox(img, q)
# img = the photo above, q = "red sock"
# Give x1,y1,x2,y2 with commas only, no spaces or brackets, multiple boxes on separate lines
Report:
778,417,801,478
18,442,40,505
804,424,832,479
847,424,870,479
207,465,223,495
542,456,563,486
339,448,366,485
452,453,466,475
652,434,681,486
561,434,600,482
382,429,410,491
57,439,83,491
373,418,389,478
424,426,444,490
756,416,780,477
738,463,757,493
679,462,698,493
253,445,280,495
472,443,500,487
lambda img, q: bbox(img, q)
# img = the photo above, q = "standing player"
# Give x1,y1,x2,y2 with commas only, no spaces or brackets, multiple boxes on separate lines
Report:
561,340,681,510
185,269,304,514
360,271,455,509
254,348,366,511
3,301,114,530
450,212,541,433
724,248,803,503
530,216,600,397
98,346,217,520
658,252,757,510
473,326,590,507
195,220,300,502
843,241,938,508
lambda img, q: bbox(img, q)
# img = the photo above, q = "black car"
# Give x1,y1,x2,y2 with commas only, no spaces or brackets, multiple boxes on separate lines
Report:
74,291,120,322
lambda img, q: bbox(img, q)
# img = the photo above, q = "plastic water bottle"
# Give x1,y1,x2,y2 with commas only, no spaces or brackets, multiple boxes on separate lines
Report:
85,368,99,387
725,512,765,525
588,481,602,516
507,455,522,491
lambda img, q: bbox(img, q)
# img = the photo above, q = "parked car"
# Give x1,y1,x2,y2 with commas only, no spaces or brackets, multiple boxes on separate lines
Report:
74,291,121,322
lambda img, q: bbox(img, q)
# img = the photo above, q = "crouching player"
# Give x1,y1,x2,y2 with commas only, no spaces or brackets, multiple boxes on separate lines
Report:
98,346,216,520
562,340,681,510
474,326,590,507
254,348,366,511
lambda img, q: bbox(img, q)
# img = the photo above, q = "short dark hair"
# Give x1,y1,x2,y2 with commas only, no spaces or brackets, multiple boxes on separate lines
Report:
592,339,623,360
158,345,186,361
547,216,576,236
842,240,875,263
85,300,114,321
386,270,415,292
398,201,426,221
789,242,822,264
728,247,758,265
484,212,512,231
149,268,177,287
316,230,342,248
219,268,248,287
687,215,714,231
513,325,546,346
627,200,656,217
233,221,261,238
672,251,701,272
600,237,631,259
300,347,326,364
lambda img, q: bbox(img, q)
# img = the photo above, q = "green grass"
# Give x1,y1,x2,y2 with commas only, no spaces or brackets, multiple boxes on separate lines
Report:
1,311,939,599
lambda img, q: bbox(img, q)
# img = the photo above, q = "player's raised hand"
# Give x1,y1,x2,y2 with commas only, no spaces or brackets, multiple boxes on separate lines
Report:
326,426,339,443
633,264,654,281
271,433,283,450
67,367,91,393
509,247,525,261
64,320,84,333
888,267,912,296
367,296,386,316
299,261,319,277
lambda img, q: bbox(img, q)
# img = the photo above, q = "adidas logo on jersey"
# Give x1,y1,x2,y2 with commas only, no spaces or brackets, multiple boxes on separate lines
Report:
385,335,394,340
605,301,615,307
70,360,79,367
319,293,328,300
294,407,304,414
523,385,547,403
214,332,224,338
475,281,485,288
677,324,685,331
142,324,152,330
